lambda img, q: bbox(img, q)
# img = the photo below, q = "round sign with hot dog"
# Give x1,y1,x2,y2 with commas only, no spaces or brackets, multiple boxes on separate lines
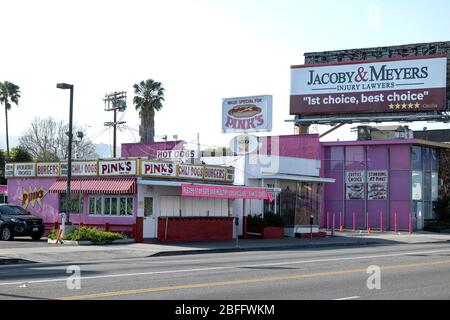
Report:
222,95,273,133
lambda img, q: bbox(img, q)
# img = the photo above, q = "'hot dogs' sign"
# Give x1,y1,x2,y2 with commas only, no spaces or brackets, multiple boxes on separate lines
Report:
222,95,273,133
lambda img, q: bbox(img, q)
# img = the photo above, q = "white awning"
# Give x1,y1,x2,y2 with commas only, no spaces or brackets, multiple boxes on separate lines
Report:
137,179,183,187
258,173,335,183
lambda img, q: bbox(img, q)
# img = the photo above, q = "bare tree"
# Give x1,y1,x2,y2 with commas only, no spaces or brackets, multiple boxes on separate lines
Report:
19,117,98,161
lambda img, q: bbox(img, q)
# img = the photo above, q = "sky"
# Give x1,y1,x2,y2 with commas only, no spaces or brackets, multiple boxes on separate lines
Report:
1,0,450,156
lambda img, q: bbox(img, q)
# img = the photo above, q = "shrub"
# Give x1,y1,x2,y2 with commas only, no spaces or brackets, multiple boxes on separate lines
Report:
247,214,267,229
47,229,59,239
264,212,284,228
434,196,450,222
247,213,284,229
48,227,125,243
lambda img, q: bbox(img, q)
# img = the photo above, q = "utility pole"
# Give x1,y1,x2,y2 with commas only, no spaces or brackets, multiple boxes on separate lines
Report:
197,132,201,163
104,91,127,158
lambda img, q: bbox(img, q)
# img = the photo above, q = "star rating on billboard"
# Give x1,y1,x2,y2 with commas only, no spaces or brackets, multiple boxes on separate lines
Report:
388,102,421,111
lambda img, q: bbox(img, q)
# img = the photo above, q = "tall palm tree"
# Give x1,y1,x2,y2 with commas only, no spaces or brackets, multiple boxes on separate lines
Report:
0,81,21,160
133,79,165,143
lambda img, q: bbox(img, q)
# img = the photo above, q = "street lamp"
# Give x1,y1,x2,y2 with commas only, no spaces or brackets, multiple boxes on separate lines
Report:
57,83,75,235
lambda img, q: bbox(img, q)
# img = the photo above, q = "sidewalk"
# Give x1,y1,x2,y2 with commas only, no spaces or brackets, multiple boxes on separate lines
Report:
1,231,449,265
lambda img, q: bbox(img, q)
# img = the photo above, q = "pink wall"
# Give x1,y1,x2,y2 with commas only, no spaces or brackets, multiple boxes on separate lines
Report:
257,134,321,159
7,178,137,226
121,140,185,158
7,178,60,222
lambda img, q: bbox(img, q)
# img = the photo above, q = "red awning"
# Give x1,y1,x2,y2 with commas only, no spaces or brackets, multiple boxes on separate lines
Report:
48,178,136,194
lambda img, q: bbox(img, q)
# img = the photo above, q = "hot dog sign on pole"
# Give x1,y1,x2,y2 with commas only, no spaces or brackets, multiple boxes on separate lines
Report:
222,95,273,133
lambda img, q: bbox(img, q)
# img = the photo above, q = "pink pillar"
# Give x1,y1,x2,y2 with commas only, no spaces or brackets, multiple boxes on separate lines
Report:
353,211,356,231
380,212,383,233
332,213,335,236
394,212,398,233
326,212,330,229
366,212,370,231
339,212,343,232
409,213,413,234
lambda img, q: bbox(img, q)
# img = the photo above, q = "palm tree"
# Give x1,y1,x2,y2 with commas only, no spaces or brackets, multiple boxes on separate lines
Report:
133,79,165,143
0,81,21,160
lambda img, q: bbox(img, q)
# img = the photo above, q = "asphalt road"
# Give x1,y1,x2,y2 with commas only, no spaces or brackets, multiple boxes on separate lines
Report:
0,242,450,300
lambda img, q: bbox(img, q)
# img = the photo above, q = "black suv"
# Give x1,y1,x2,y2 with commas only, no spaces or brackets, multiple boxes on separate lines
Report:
0,204,45,241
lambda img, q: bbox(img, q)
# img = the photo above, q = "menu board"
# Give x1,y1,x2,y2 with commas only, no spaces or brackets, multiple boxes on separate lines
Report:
14,163,36,177
346,183,365,200
345,171,365,200
4,164,14,177
367,170,388,200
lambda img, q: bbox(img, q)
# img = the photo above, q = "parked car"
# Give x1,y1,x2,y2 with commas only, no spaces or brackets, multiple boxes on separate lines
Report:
0,204,45,241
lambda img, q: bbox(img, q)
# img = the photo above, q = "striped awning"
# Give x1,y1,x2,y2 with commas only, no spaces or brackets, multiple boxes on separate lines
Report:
48,178,136,194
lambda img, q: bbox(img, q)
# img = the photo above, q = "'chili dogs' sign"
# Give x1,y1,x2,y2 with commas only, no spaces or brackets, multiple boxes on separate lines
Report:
60,161,98,177
290,55,447,115
222,95,273,133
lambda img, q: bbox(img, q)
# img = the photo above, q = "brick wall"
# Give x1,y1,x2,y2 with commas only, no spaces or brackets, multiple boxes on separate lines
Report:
157,217,233,242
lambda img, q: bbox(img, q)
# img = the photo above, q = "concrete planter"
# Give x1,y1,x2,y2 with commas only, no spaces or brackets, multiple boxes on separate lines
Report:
262,227,285,239
47,239,135,246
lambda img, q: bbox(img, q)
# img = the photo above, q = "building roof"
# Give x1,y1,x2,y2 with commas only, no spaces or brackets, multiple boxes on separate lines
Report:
414,129,450,143
321,139,450,149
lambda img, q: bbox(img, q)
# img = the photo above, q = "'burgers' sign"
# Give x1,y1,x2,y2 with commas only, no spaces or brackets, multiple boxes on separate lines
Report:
222,95,273,133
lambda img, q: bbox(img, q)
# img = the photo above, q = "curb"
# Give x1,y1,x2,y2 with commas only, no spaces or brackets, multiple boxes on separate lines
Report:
0,258,35,266
47,239,135,246
151,240,384,257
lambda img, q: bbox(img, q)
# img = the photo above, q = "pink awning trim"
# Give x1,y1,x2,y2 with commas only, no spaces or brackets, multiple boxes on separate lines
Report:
181,184,274,202
48,179,135,194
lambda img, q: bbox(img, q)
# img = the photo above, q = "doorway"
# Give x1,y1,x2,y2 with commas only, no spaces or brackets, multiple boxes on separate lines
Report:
143,197,156,238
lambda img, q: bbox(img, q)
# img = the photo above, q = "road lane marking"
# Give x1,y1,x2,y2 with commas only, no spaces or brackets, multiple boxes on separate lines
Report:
334,296,361,300
58,259,450,300
2,248,450,287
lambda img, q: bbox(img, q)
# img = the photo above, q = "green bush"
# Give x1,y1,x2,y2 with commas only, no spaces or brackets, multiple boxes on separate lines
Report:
263,212,284,228
434,197,450,223
247,213,284,229
48,227,125,243
47,229,59,239
247,214,267,229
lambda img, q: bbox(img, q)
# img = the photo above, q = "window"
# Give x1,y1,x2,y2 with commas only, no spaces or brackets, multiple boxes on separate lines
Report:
120,197,126,215
412,146,422,171
432,172,439,202
144,197,153,217
60,193,83,213
104,197,111,215
88,195,134,216
89,197,95,215
412,171,423,201
126,197,133,216
96,197,102,215
111,198,118,215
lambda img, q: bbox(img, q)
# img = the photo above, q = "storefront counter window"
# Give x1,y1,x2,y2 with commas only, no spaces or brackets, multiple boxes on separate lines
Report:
89,195,134,216
60,193,83,213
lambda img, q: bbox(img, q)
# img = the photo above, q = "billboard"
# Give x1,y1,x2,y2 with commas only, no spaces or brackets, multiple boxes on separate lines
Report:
290,55,447,116
222,95,272,133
